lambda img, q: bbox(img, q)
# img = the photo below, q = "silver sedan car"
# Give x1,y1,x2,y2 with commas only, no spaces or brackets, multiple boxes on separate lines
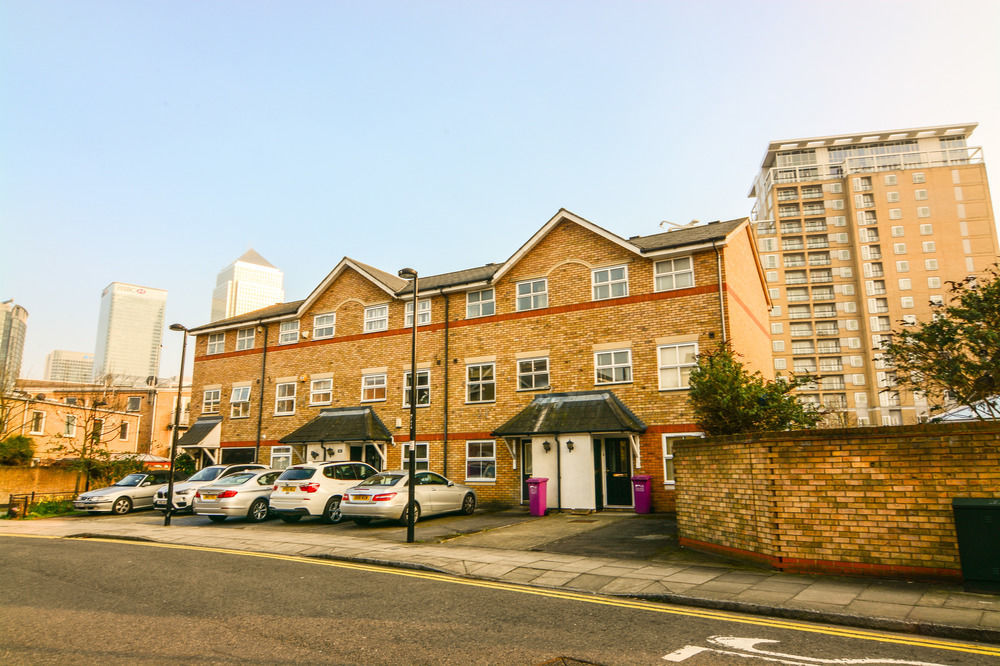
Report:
73,470,172,515
341,470,477,525
192,469,283,523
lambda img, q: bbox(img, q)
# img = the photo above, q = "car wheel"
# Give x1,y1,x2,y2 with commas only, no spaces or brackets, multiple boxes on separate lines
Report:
352,517,373,527
247,499,269,523
461,493,476,515
111,497,132,515
208,515,227,523
280,514,302,523
323,497,343,524
399,502,420,526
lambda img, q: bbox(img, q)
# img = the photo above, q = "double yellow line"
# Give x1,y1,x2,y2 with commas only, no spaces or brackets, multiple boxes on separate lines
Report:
6,533,1000,658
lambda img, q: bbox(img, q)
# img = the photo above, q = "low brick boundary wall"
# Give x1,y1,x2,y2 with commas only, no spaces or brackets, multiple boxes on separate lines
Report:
674,422,1000,581
1,467,80,504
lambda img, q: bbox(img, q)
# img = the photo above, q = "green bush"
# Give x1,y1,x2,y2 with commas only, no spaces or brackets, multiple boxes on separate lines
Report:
30,499,77,517
0,435,34,465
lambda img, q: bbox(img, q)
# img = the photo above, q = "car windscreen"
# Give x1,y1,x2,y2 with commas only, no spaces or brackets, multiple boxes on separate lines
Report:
187,467,224,482
114,474,146,487
358,474,403,487
277,468,315,481
215,473,255,486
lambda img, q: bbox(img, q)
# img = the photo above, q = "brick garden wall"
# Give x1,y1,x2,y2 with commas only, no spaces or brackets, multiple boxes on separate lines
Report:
1,467,82,503
675,421,1000,580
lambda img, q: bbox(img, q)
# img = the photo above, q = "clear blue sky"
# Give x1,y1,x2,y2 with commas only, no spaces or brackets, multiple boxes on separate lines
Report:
3,0,999,380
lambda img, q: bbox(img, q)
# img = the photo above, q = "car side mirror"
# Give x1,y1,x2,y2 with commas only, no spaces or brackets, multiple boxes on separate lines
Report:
141,481,151,487
447,481,454,487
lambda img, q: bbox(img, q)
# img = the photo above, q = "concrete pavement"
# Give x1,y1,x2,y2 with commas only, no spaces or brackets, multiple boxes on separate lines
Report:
2,509,998,644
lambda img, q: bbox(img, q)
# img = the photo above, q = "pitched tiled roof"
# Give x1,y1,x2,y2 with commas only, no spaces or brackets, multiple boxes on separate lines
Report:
188,300,303,333
629,218,747,252
351,259,409,292
491,391,646,437
279,406,393,443
397,263,502,295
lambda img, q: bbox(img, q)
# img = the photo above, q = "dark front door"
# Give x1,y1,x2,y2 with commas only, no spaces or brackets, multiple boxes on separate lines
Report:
350,443,383,471
603,437,633,507
520,439,532,503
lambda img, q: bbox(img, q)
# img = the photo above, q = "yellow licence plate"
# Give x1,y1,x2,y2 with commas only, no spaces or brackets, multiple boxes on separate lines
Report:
202,494,217,500
353,495,371,502
282,486,296,492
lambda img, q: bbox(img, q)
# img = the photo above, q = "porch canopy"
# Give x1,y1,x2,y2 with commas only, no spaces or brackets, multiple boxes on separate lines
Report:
280,406,393,444
492,390,646,437
175,416,223,465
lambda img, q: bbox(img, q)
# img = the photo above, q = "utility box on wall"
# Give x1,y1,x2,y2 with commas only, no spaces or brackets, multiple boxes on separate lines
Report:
952,497,1000,593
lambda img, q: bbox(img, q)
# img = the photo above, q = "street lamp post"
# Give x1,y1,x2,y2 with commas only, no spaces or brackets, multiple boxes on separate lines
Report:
163,323,188,527
398,268,418,544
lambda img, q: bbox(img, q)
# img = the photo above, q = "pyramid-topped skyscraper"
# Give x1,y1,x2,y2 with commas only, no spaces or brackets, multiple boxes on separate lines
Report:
210,249,285,322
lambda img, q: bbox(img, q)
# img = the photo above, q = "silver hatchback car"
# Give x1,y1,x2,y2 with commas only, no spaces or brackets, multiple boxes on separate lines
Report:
341,470,477,525
192,469,283,523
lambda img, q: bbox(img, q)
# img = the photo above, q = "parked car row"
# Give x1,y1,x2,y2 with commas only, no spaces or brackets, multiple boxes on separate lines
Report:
72,461,478,526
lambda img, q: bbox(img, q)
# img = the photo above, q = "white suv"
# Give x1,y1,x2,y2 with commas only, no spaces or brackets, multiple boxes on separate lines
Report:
269,461,377,524
154,463,268,513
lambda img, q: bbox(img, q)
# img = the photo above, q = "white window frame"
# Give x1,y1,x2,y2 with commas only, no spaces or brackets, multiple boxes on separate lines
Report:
662,433,703,485
517,357,549,391
594,349,632,385
278,321,300,345
230,386,251,418
465,440,496,482
310,378,332,405
313,313,336,340
119,421,129,441
207,333,225,355
592,265,629,301
657,342,698,391
913,172,926,183
202,389,221,414
922,241,936,253
516,279,548,311
928,277,942,289
64,415,77,437
30,410,45,434
404,299,432,327
126,396,142,412
364,304,389,332
236,327,255,351
274,382,296,415
466,288,495,318
361,373,387,402
270,445,292,470
654,256,694,292
403,369,431,408
466,363,496,403
402,442,429,471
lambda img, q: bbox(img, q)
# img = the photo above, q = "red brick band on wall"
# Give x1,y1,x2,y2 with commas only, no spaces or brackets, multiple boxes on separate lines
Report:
674,421,1000,581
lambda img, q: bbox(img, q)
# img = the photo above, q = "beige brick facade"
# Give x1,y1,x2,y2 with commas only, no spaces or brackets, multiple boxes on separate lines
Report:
187,210,770,511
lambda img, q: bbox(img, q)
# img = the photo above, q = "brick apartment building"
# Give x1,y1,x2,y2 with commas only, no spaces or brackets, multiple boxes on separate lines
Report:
13,378,190,460
181,209,771,512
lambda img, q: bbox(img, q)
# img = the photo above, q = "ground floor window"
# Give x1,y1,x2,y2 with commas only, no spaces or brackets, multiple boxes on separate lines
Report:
465,440,496,481
220,447,256,464
401,442,428,470
270,445,292,469
662,433,703,484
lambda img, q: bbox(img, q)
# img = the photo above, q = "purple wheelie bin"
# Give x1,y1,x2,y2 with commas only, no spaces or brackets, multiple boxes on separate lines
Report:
632,474,652,514
526,477,548,516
